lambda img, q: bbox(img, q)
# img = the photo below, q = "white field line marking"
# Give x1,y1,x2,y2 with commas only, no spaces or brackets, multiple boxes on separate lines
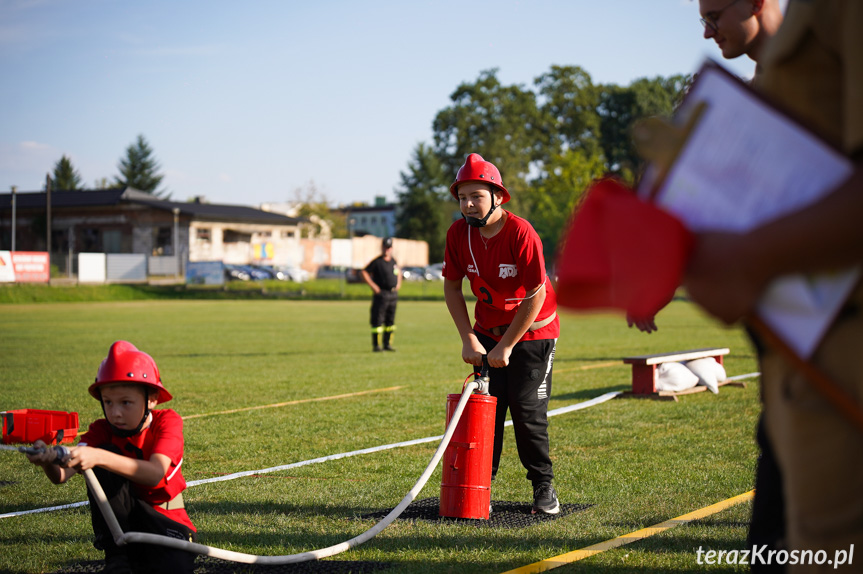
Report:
1,391,622,519
727,372,760,381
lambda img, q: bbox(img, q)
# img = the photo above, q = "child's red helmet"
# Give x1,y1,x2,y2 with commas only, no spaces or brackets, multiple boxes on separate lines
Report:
88,341,173,404
449,153,510,203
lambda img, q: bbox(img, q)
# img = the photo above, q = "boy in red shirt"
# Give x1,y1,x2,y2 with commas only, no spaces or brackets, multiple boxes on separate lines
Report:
27,341,196,573
443,153,561,514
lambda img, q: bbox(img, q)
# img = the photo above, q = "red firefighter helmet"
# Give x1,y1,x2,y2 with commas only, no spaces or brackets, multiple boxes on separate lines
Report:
88,341,172,404
449,153,510,204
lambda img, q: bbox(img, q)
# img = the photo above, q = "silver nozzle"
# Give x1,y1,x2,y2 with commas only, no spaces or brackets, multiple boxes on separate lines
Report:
53,445,71,465
473,376,490,395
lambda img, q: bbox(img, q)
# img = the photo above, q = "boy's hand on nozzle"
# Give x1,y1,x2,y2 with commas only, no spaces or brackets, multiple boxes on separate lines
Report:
25,440,50,465
25,441,71,467
462,335,487,367
64,445,102,472
487,345,511,368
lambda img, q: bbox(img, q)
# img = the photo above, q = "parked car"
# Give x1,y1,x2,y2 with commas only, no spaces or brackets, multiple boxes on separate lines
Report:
424,263,444,281
346,268,364,283
238,265,271,281
254,265,305,282
224,264,251,281
316,265,347,280
247,264,278,280
277,265,310,282
402,266,427,281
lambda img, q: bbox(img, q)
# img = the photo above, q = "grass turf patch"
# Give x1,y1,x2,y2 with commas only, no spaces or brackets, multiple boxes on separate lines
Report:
0,298,757,573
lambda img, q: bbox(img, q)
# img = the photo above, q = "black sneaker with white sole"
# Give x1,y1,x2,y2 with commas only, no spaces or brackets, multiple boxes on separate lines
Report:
531,482,560,515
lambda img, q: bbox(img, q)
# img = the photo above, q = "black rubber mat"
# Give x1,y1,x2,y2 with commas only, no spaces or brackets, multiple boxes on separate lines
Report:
53,557,391,573
361,496,592,528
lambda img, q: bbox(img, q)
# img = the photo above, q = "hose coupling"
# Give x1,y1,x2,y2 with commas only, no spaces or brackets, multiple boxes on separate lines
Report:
473,376,490,395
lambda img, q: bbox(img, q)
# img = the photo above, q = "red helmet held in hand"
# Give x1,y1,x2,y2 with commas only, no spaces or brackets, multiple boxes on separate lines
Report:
449,153,510,203
88,341,173,404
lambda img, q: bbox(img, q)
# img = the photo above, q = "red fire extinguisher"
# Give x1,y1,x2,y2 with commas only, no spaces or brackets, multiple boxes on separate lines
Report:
440,357,497,520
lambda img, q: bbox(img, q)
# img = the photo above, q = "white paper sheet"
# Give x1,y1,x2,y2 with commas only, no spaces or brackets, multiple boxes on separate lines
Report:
643,61,859,359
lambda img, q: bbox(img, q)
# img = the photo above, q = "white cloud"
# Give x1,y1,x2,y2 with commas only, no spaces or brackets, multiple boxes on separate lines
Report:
19,140,52,151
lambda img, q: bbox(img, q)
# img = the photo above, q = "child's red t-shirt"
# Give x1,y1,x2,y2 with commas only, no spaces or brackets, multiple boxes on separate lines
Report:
444,211,559,341
80,408,195,530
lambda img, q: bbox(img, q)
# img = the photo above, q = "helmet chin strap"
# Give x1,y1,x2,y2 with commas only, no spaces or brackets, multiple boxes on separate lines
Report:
464,202,499,228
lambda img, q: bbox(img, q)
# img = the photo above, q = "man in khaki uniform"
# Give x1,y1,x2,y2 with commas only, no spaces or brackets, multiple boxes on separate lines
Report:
697,2,787,564
685,1,863,570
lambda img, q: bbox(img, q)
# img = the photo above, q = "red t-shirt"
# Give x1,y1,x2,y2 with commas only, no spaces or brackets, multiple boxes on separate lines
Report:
80,409,195,530
444,211,560,342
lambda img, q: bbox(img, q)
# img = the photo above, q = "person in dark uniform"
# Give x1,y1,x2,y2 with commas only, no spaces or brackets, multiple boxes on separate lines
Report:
362,237,401,352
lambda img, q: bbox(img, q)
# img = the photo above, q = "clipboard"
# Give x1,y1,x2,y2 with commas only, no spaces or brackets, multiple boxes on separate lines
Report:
636,60,860,361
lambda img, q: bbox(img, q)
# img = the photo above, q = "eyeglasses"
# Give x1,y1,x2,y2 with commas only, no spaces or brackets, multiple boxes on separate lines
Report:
699,0,744,33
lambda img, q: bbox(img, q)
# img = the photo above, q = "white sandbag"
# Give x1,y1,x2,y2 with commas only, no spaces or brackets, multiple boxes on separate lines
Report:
655,361,699,392
684,357,727,394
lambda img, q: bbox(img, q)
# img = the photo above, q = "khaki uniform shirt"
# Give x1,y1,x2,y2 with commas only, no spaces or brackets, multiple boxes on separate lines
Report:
758,0,863,309
759,0,863,157
754,0,863,553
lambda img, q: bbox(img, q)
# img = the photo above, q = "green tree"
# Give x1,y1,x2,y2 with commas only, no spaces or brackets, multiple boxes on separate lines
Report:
534,65,602,160
292,180,347,239
432,69,545,215
529,148,606,262
49,155,83,190
597,75,690,182
115,134,167,196
394,143,451,262
405,64,689,260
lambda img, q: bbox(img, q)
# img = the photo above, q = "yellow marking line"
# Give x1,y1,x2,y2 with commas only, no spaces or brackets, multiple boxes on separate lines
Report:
183,386,404,420
501,490,754,574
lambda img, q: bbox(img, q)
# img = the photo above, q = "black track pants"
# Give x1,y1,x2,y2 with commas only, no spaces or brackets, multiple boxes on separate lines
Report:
87,444,197,574
476,333,556,484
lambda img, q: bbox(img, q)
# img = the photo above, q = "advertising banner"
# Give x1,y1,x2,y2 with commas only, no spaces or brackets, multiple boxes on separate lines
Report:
0,251,50,283
186,261,225,285
0,252,14,282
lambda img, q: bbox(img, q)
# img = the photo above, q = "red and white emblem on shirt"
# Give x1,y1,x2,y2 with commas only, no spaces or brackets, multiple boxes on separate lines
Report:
498,264,517,279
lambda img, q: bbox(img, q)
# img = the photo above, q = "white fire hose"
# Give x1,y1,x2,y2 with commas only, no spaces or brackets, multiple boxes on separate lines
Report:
82,378,487,565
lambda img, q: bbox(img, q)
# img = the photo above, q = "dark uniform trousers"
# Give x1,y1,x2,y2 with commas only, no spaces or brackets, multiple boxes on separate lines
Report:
87,444,197,574
476,332,555,485
371,290,398,327
371,290,398,349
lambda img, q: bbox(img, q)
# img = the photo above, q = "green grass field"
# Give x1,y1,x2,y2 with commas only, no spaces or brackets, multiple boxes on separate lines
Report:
0,295,759,573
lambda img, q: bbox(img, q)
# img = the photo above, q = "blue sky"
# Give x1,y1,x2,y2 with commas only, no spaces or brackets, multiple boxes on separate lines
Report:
0,0,756,207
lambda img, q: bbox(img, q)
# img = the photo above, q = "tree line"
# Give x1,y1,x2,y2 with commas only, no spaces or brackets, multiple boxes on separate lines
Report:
44,64,687,260
394,65,689,262
46,134,168,198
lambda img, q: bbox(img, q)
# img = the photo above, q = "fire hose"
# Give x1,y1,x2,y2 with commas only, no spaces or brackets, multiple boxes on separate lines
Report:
10,375,490,565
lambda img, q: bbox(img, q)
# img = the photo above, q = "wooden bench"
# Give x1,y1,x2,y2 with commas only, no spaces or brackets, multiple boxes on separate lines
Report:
623,348,736,399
